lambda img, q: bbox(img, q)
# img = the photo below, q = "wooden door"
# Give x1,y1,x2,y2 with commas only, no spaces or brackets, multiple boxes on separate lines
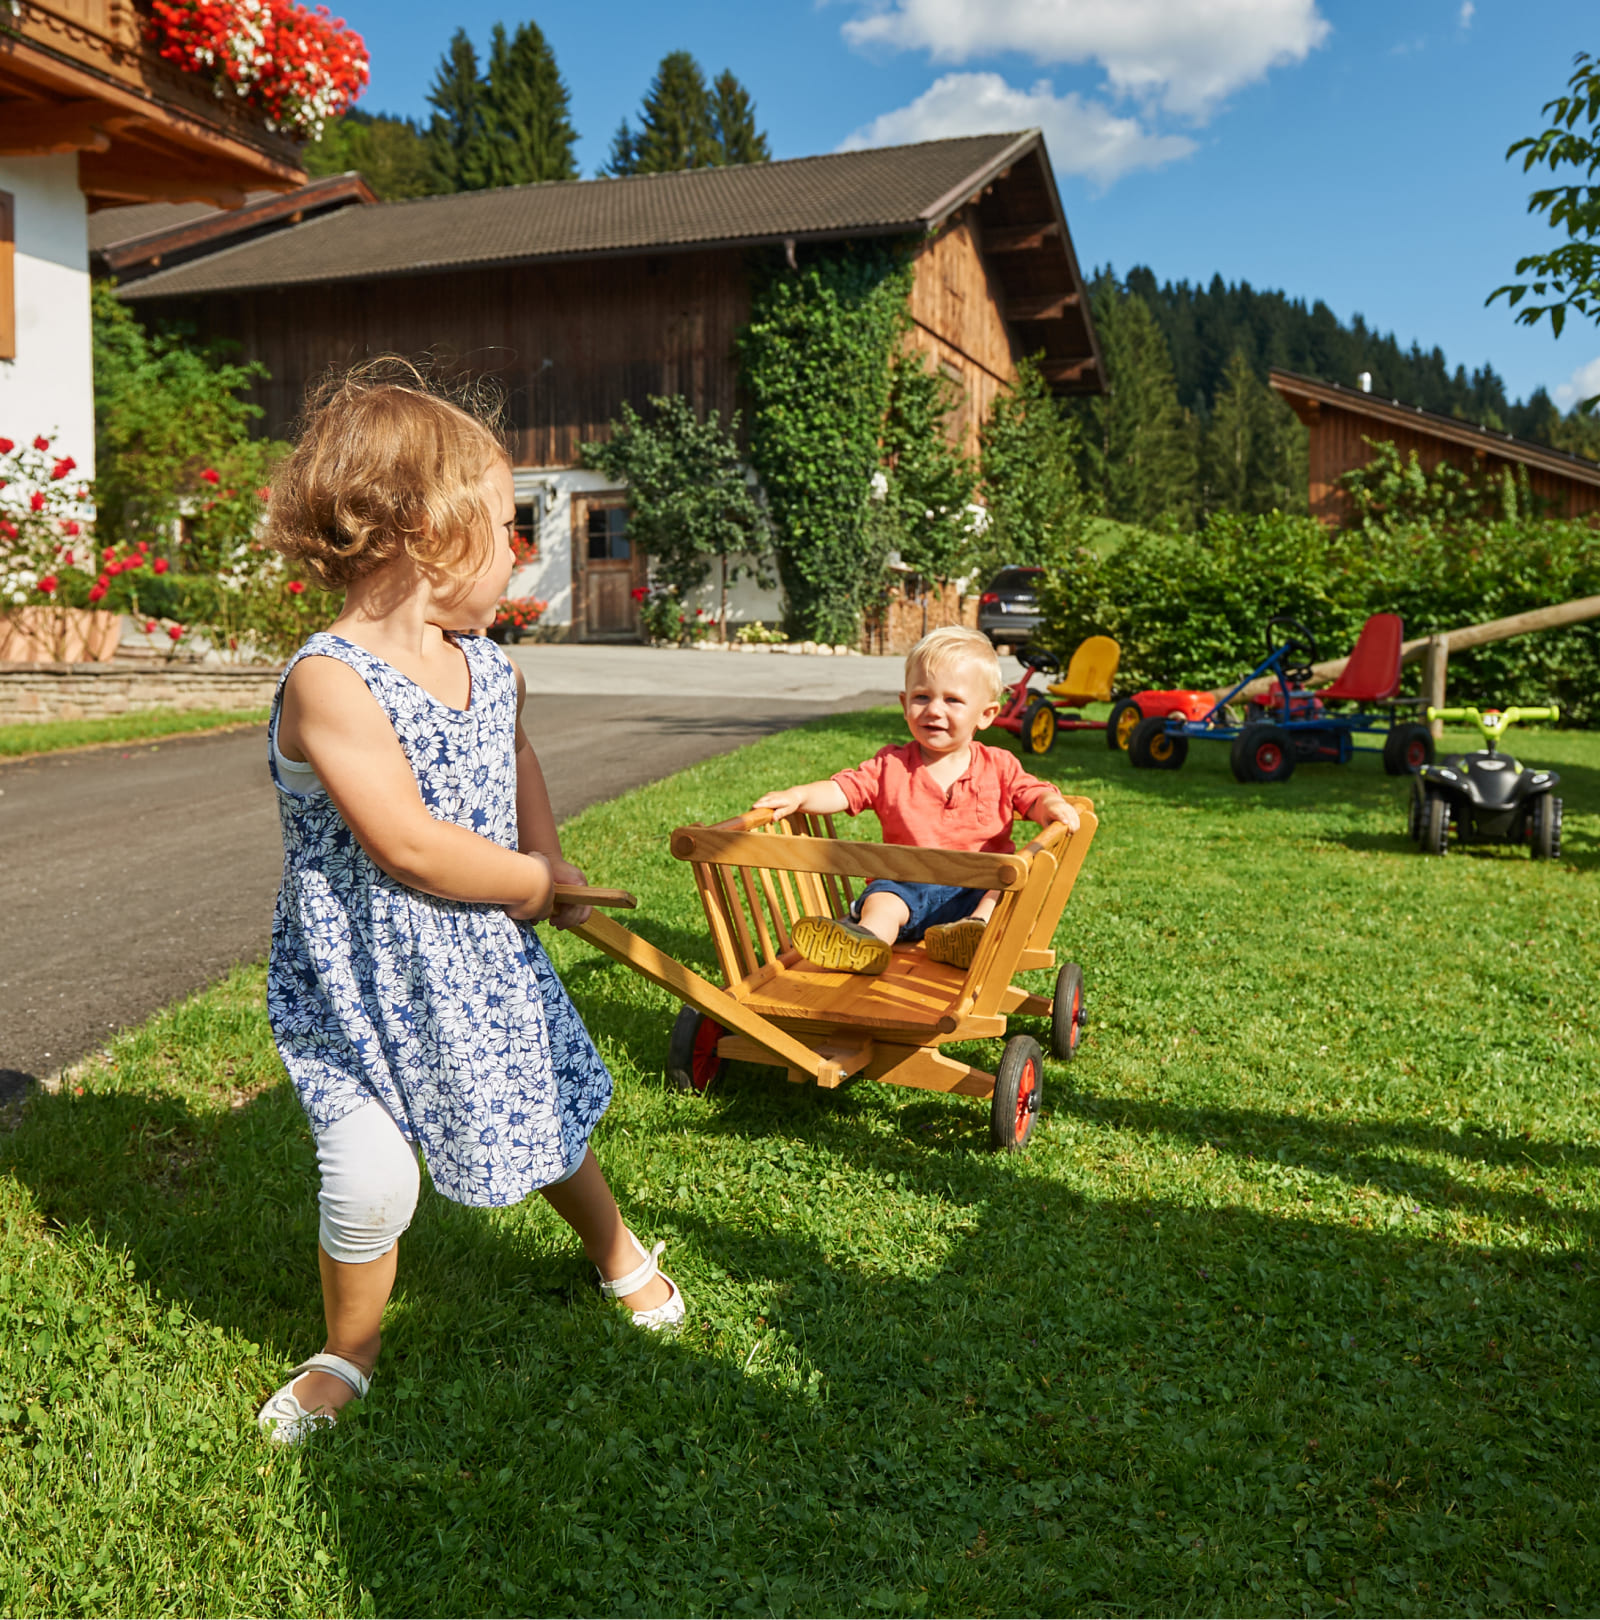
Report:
571,497,643,640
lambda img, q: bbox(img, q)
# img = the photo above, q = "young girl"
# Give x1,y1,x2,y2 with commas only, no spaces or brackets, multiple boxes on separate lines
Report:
255,366,681,1445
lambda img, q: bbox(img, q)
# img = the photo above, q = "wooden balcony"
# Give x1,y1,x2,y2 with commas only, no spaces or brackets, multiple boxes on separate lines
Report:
0,0,306,208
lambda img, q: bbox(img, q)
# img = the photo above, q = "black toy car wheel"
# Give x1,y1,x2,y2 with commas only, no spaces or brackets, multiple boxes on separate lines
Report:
990,1034,1044,1152
1231,723,1295,783
1530,795,1563,861
1421,792,1451,857
1129,715,1188,770
1383,722,1435,775
666,1005,726,1096
1407,778,1426,843
1050,961,1084,1060
1022,696,1058,755
1107,698,1141,751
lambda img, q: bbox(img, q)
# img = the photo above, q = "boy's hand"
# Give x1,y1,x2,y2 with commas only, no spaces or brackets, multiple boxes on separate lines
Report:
1037,794,1081,833
753,787,806,822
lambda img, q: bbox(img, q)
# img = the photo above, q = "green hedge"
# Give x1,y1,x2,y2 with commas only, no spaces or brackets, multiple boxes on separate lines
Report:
1036,513,1600,724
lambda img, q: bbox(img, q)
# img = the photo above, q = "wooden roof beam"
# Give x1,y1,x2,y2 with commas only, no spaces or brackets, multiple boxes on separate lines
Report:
1040,358,1097,386
985,222,1061,253
1010,291,1079,321
0,99,141,154
78,153,246,210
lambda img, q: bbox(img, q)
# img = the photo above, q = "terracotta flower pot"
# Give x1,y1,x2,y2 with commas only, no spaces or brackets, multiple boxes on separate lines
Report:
0,606,122,663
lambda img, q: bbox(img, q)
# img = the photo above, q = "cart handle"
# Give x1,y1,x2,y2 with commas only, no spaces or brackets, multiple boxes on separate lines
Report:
713,807,780,833
552,884,638,910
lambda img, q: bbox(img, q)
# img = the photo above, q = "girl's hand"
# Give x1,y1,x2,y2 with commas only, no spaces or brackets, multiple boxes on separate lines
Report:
753,787,805,822
504,852,555,922
546,858,593,930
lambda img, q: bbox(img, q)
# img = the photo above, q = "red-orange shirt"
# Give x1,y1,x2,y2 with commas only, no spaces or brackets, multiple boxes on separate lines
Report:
831,741,1056,854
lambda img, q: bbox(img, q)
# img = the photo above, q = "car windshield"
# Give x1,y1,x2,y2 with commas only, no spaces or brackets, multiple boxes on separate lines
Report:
989,569,1042,595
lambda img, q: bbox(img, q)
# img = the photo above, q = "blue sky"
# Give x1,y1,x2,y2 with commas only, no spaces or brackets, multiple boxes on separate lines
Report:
334,0,1594,410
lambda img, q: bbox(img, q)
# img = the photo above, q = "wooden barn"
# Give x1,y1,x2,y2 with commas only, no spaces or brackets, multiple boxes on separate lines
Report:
1271,368,1600,526
117,131,1104,640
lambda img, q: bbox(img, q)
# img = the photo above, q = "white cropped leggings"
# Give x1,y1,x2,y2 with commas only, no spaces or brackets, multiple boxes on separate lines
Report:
313,1102,583,1265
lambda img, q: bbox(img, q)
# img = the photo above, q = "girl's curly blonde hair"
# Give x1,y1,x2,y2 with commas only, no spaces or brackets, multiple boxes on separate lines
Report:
266,359,509,590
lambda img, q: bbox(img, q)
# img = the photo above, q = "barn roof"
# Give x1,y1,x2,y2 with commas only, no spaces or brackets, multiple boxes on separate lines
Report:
1270,369,1600,490
120,132,1045,298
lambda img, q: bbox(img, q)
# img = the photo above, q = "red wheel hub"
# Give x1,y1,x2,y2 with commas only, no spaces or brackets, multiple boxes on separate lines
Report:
1406,738,1428,768
690,1018,725,1095
1014,1057,1038,1141
1255,741,1283,773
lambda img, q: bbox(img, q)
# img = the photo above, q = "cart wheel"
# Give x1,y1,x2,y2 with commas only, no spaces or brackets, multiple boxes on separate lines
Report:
990,1034,1044,1153
1050,962,1084,1060
666,1005,726,1096
1107,698,1141,751
1530,795,1563,861
1022,696,1058,755
1421,792,1451,857
1407,777,1426,843
1383,722,1435,776
1129,715,1188,770
1230,722,1294,783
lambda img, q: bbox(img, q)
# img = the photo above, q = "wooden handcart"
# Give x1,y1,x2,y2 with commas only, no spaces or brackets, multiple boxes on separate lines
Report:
565,798,1098,1151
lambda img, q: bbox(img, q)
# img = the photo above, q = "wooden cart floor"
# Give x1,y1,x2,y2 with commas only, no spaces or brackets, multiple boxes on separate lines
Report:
730,948,970,1033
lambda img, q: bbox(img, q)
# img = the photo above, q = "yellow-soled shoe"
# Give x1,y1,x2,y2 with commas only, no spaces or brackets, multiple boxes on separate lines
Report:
923,917,988,969
791,916,892,974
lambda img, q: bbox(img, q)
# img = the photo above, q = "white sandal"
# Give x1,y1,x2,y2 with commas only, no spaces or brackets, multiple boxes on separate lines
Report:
598,1228,687,1331
256,1351,371,1445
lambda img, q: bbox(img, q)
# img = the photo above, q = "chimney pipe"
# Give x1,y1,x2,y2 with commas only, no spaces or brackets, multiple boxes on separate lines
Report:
1358,371,1372,393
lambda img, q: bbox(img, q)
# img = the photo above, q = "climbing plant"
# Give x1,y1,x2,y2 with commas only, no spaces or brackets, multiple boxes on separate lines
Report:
738,247,912,644
876,348,978,585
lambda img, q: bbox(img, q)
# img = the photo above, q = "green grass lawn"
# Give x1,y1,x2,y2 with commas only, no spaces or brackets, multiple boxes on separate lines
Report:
1,716,1595,1616
0,707,270,759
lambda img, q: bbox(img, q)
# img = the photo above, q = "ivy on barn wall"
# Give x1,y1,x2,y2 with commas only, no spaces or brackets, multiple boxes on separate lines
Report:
738,247,913,645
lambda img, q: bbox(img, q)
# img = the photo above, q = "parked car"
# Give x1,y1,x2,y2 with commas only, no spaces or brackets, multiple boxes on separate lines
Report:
977,566,1045,646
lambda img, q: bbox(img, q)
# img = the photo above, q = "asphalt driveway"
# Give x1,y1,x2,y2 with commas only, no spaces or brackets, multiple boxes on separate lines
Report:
0,646,922,1095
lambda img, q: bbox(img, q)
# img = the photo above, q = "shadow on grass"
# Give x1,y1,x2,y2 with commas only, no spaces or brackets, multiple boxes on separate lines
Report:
2,1061,1595,1615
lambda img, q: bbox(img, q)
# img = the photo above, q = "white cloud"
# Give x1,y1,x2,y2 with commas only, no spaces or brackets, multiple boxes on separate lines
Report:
1458,1,1475,27
1553,356,1600,408
841,0,1331,121
839,72,1196,186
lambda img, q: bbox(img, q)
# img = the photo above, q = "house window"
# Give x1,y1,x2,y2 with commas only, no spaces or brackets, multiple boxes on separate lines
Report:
587,506,630,561
513,500,540,562
0,192,14,362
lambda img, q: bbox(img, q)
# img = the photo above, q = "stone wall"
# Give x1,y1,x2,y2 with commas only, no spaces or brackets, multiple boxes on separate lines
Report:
0,661,281,724
861,583,980,657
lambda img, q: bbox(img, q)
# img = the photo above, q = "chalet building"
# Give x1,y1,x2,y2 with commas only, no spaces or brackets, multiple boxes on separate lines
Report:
120,130,1104,641
1271,368,1600,526
1,0,306,474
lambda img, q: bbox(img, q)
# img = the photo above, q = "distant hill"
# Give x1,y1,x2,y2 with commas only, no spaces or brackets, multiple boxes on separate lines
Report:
1118,265,1593,456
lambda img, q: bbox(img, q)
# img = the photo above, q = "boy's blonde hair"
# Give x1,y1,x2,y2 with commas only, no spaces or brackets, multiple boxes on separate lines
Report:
904,626,1005,703
266,359,508,590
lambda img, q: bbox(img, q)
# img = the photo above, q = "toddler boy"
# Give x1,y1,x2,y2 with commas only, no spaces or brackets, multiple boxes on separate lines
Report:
752,626,1079,973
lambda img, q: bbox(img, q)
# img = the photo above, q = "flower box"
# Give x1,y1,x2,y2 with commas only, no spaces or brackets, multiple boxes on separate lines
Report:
0,607,122,664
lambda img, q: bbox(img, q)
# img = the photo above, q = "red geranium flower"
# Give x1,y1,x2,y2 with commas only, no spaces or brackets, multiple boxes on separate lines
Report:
168,624,183,641
631,586,648,601
102,547,117,563
0,438,13,455
153,557,170,575
29,491,45,512
50,457,76,481
59,520,80,538
0,521,16,540
36,575,57,594
87,584,107,603
200,468,220,485
144,620,158,633
105,560,123,575
256,486,271,501
31,436,49,452
123,552,143,568
136,541,150,554
287,579,306,595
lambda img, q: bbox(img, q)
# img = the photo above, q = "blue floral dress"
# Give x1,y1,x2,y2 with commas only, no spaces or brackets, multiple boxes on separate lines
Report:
265,631,613,1207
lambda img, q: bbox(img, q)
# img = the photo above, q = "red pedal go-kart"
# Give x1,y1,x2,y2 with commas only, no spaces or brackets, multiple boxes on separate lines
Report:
1126,614,1435,781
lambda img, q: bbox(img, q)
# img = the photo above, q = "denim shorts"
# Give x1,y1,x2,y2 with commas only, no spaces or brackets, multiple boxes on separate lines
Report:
849,879,983,943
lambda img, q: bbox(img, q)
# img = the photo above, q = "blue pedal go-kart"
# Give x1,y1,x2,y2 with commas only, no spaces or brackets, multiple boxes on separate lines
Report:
1127,613,1436,782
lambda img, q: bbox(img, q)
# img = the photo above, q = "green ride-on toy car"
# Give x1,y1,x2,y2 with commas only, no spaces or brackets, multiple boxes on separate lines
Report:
1409,705,1563,858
